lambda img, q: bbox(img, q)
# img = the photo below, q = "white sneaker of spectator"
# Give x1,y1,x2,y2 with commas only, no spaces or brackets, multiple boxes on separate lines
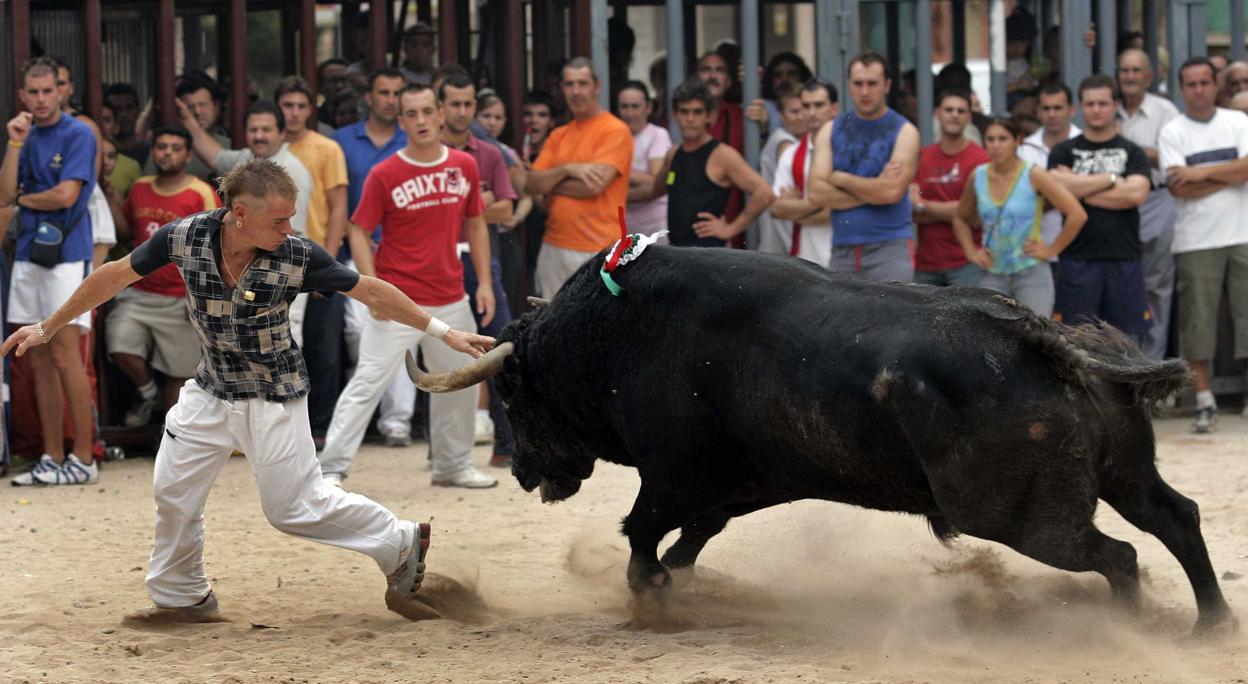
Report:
10,454,58,487
382,431,413,447
432,467,498,489
33,455,99,485
125,395,162,428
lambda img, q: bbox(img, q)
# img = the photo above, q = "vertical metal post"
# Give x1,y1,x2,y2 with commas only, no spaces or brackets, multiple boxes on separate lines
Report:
281,3,298,76
300,0,319,105
1060,0,1092,105
503,0,525,149
572,0,591,57
741,0,760,169
155,0,177,126
815,0,835,81
417,0,432,25
666,0,685,141
916,0,933,145
228,0,248,148
11,0,31,111
1144,0,1160,89
83,0,103,121
1117,0,1132,27
989,0,1006,117
1097,0,1117,75
818,0,858,106
439,0,457,67
591,0,609,109
1166,0,1207,108
1233,0,1246,62
369,0,387,70
1192,1,1208,59
952,0,966,66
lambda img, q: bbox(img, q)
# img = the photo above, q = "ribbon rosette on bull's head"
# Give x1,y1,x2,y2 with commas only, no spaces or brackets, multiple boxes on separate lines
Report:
601,207,667,296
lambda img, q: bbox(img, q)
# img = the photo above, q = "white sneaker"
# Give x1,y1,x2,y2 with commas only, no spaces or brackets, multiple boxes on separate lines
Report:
34,455,98,485
323,472,344,488
432,467,498,489
382,431,413,447
10,454,57,487
474,410,494,445
124,395,161,427
386,521,431,597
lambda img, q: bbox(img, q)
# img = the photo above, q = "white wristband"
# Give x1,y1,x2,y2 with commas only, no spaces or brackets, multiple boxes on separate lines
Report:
426,317,450,340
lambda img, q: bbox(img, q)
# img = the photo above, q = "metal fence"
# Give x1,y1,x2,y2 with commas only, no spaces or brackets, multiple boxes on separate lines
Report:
27,6,154,106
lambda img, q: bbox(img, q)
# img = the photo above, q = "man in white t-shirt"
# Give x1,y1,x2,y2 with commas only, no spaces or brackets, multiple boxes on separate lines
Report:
180,99,313,238
769,80,839,264
1018,82,1081,257
757,84,804,255
1159,56,1248,433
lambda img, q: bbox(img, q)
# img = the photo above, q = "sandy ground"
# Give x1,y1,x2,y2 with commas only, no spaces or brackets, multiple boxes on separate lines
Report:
2,416,1247,684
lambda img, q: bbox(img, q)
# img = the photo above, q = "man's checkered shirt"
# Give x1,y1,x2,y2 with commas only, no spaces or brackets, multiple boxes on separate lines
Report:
168,209,312,402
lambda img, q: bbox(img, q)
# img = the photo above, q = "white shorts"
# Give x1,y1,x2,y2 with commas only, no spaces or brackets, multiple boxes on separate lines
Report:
535,243,596,297
7,260,92,331
105,288,202,378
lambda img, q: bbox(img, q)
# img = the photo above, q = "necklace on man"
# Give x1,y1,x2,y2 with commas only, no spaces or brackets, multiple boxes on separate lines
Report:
221,228,257,301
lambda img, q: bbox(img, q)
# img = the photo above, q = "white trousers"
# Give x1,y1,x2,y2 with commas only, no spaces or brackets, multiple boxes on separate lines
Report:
377,369,417,436
318,299,478,480
146,380,405,608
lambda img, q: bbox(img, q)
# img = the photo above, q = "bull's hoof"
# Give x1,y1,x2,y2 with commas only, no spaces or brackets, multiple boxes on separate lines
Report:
1189,607,1238,641
628,567,672,595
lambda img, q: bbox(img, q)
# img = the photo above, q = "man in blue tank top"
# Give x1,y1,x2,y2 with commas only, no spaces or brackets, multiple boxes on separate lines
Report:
809,52,921,282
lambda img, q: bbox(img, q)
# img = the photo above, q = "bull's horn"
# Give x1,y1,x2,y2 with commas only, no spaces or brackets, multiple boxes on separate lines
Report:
407,341,515,393
527,296,550,308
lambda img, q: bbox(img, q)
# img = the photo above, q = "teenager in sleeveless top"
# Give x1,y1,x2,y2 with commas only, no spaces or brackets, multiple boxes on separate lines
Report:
632,78,774,247
952,117,1086,316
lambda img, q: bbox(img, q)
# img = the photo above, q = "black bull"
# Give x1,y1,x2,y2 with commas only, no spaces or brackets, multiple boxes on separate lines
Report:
412,246,1232,633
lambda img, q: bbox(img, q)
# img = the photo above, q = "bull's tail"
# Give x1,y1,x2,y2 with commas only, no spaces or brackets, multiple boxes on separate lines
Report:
1021,315,1188,404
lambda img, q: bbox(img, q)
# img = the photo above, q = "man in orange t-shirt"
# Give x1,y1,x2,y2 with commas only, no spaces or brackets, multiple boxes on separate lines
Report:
524,57,632,296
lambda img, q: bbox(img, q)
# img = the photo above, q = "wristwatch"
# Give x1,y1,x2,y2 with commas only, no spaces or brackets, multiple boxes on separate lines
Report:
1108,172,1119,186
916,201,928,214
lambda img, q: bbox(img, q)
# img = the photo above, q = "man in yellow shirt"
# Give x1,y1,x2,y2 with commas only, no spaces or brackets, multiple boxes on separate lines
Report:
275,75,351,445
524,57,633,296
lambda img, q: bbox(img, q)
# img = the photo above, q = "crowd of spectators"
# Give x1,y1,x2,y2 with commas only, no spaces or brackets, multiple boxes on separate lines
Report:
5,13,1248,487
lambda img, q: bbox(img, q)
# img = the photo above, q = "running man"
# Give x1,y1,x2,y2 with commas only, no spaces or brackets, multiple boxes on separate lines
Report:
0,158,493,619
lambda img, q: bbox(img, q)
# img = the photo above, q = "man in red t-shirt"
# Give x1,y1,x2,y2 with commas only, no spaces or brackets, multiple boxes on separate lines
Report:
109,125,220,426
911,89,991,286
318,83,498,490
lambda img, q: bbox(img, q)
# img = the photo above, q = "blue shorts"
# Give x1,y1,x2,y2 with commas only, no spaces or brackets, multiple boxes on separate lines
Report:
1054,257,1149,340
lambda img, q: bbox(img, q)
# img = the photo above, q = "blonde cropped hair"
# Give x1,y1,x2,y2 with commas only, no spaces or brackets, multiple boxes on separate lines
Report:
219,159,297,210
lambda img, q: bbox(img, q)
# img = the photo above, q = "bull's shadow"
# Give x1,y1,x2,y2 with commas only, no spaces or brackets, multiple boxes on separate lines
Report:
413,245,1234,637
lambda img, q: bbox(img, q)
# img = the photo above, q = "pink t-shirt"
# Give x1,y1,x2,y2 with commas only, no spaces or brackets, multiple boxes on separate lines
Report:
625,123,671,235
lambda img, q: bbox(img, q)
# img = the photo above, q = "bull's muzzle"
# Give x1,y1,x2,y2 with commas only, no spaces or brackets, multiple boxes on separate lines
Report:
408,341,515,393
538,478,582,503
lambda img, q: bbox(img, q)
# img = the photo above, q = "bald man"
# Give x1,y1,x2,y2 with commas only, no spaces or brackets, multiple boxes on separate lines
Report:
1220,61,1248,108
1117,48,1180,360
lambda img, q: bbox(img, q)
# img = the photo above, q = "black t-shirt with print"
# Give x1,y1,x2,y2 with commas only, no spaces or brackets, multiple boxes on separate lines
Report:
1048,134,1151,260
